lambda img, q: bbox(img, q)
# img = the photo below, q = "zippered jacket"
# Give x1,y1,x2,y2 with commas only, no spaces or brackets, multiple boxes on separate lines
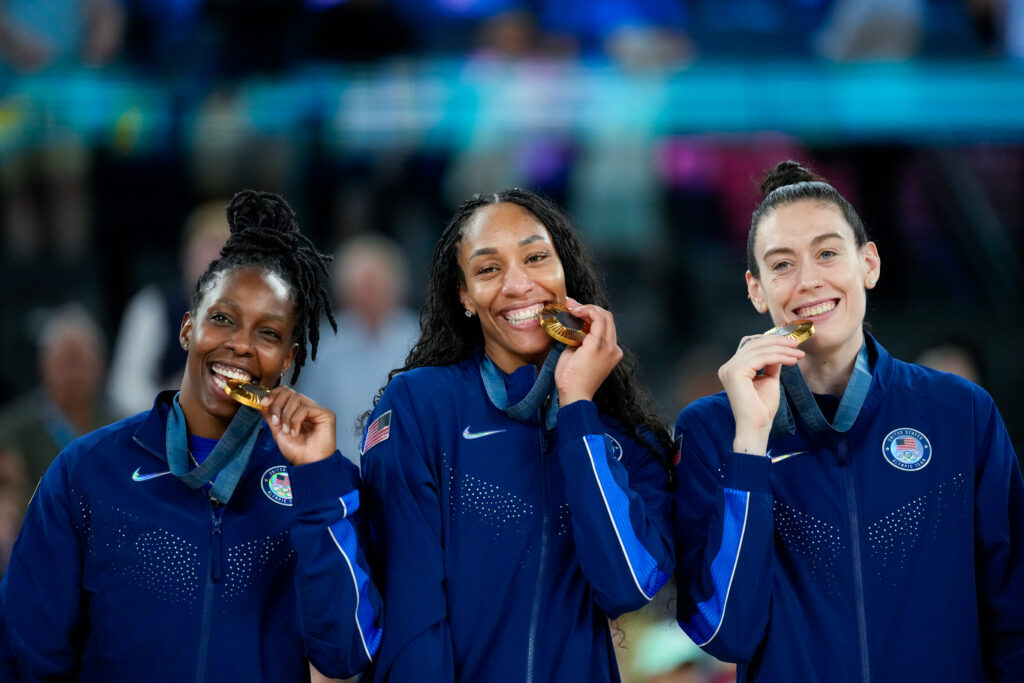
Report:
673,335,1024,682
0,391,382,681
361,352,674,682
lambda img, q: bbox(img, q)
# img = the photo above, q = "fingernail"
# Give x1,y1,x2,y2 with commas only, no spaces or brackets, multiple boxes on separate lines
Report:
272,414,279,425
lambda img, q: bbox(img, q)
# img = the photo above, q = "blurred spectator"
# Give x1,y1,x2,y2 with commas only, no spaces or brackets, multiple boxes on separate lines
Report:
0,447,26,575
537,0,693,66
0,304,117,513
294,233,418,463
0,1,123,265
814,0,925,61
107,199,230,416
0,0,123,73
915,337,987,386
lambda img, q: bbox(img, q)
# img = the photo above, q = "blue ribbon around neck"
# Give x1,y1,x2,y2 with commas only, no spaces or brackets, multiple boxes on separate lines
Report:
771,340,872,437
166,393,262,504
480,344,564,431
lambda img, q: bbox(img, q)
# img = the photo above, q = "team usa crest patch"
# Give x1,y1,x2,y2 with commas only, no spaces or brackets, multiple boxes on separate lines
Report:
882,428,932,471
362,410,392,455
261,466,293,506
604,433,624,461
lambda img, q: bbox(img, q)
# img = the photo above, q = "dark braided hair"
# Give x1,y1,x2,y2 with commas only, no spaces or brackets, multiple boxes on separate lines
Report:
191,190,336,384
374,188,674,471
747,160,870,278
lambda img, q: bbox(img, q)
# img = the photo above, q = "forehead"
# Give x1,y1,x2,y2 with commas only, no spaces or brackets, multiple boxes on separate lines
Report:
199,266,295,312
460,202,553,251
757,200,854,252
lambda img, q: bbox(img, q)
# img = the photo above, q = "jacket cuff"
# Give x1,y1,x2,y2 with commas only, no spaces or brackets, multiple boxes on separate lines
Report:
723,451,771,493
288,452,360,512
556,399,604,443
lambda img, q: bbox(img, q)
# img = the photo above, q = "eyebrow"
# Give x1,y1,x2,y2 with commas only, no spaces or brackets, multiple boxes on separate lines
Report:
761,232,846,261
468,234,549,261
214,298,290,323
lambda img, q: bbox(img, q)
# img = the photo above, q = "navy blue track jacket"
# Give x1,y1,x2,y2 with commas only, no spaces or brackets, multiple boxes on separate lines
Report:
0,391,382,681
674,335,1024,682
361,352,674,682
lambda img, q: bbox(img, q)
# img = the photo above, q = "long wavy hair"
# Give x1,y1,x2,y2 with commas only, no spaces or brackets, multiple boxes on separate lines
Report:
375,188,674,471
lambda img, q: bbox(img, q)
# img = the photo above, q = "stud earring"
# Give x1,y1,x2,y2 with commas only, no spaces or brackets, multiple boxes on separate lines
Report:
183,340,190,350
465,309,474,318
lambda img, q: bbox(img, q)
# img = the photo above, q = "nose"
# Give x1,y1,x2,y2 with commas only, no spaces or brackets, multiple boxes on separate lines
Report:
501,263,534,297
226,327,256,355
796,263,823,293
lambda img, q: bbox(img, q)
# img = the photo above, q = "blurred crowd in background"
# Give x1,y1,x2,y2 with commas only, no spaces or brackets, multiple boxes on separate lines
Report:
1,1,1022,681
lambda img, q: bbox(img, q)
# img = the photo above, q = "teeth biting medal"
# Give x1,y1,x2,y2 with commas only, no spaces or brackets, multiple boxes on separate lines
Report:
539,303,589,347
224,379,270,409
764,319,814,343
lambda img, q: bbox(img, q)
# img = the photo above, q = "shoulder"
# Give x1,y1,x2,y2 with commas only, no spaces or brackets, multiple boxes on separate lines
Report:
886,356,991,412
676,391,733,432
382,361,477,407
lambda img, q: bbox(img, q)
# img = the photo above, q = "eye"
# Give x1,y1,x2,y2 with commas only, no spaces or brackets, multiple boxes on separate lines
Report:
475,264,499,277
259,328,282,340
820,249,838,260
210,312,232,324
770,260,791,272
526,251,549,264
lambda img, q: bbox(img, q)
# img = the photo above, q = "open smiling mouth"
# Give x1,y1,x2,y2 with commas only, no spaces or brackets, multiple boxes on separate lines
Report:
794,300,837,318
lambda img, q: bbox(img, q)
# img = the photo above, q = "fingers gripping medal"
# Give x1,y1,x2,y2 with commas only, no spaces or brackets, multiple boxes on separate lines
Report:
224,379,271,410
764,319,815,343
539,303,590,347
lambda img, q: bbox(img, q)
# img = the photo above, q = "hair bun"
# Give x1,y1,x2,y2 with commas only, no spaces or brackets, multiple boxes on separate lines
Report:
225,189,298,237
759,160,825,199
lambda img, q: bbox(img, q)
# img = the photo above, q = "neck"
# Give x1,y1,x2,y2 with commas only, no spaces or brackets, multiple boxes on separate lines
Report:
484,345,548,375
797,331,864,396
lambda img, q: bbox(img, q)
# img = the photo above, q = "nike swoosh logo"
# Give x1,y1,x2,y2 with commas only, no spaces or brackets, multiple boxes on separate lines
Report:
770,450,808,463
132,467,173,482
462,427,507,440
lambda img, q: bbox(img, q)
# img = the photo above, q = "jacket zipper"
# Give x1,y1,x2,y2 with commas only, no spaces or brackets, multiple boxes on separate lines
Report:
525,424,551,683
194,500,224,683
839,437,871,683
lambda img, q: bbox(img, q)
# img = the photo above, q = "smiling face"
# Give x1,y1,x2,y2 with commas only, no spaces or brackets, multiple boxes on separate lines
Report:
178,266,299,438
746,199,880,363
457,202,567,373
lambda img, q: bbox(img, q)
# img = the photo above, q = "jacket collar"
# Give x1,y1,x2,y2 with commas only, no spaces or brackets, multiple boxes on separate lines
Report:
132,390,277,469
771,332,890,437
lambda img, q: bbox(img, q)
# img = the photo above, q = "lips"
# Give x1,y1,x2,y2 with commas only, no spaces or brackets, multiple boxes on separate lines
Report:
501,302,546,327
210,363,257,393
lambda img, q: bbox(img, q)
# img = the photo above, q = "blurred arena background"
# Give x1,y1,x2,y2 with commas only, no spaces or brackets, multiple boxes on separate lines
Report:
3,0,1020,443
1,1,1022,679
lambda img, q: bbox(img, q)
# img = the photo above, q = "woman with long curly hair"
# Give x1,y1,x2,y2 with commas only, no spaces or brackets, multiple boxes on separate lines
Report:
361,188,674,682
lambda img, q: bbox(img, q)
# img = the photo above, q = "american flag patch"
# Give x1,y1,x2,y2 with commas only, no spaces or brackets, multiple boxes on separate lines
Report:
362,411,392,454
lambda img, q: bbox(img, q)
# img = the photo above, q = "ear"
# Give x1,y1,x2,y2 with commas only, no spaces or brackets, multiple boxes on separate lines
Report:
745,271,768,314
457,282,473,316
180,312,193,351
280,343,299,379
861,241,881,289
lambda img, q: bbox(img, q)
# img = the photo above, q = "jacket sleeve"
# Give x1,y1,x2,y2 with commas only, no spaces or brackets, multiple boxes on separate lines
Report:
289,452,383,679
672,400,774,663
554,399,674,618
360,377,455,682
0,452,84,679
971,389,1024,680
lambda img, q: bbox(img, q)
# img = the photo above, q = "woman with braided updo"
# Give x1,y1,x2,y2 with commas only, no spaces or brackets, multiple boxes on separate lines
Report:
672,161,1024,682
0,191,382,681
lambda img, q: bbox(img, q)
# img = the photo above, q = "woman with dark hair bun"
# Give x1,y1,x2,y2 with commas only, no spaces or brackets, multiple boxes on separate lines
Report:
673,161,1024,681
0,190,382,681
361,188,674,682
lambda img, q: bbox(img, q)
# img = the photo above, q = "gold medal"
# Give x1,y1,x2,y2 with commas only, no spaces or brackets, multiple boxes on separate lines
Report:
539,303,589,347
764,319,814,343
224,379,270,410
